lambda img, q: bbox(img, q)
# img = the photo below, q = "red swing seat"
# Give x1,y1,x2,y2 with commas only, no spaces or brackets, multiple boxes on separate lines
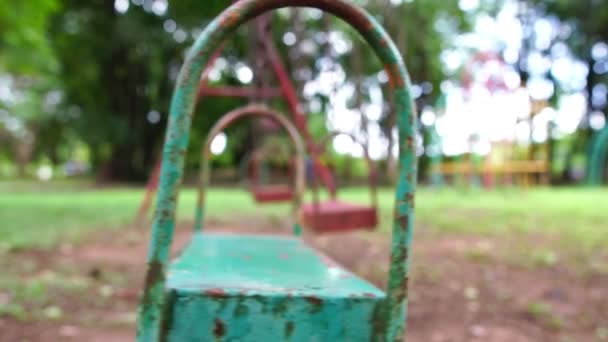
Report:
301,131,379,233
301,200,377,233
250,184,293,203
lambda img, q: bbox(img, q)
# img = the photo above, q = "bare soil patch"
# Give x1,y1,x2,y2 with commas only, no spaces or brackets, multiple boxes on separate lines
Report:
1,219,606,341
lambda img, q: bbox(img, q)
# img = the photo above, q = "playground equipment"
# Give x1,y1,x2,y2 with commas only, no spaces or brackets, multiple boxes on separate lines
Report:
301,131,378,233
460,51,509,98
248,143,296,203
235,143,295,202
136,1,416,340
437,159,548,187
588,125,608,185
429,51,551,188
135,8,337,222
433,139,549,188
193,106,303,232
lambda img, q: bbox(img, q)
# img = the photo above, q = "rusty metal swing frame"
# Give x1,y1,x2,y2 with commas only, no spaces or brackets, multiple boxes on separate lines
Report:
193,105,305,233
248,142,297,203
135,8,336,222
137,0,417,340
301,130,379,233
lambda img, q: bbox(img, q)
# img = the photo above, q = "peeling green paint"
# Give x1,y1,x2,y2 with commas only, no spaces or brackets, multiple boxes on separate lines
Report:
137,1,417,341
164,233,385,341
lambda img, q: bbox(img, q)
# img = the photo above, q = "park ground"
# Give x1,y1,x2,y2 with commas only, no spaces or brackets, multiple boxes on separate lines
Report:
0,181,607,341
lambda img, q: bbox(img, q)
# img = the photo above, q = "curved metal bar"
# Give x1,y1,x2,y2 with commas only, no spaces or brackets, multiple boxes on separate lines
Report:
193,105,306,235
137,1,417,341
588,126,608,185
313,131,378,208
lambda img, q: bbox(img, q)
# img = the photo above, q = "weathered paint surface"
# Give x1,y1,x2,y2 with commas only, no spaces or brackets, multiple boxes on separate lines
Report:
193,105,305,235
168,233,384,297
164,233,384,341
166,294,381,341
588,125,608,185
137,0,417,341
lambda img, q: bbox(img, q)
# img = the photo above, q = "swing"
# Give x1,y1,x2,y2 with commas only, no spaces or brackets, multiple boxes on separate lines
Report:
248,142,295,203
137,1,417,340
302,131,379,233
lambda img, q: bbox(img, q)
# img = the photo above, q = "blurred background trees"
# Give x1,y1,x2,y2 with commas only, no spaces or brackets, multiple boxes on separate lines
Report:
0,0,605,183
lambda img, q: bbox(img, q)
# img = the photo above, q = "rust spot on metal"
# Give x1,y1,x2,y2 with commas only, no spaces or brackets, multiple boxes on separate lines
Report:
395,276,409,302
279,253,289,260
284,321,295,338
383,65,396,88
400,245,409,263
406,136,414,149
404,192,414,207
304,296,323,311
142,260,164,304
363,292,377,298
371,301,387,339
213,318,226,338
235,303,249,317
158,290,177,342
398,214,409,235
387,63,405,88
272,298,290,316
205,288,228,298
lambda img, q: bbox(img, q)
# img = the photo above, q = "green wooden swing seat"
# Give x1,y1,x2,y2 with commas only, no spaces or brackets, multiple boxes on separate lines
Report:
164,233,385,341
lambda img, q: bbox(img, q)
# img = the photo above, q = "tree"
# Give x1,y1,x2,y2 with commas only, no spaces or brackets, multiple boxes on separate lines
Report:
0,0,61,177
272,2,469,181
46,0,241,181
527,0,608,181
0,0,59,73
2,1,471,181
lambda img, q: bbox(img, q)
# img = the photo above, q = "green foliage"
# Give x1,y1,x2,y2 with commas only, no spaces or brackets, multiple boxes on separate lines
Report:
0,0,60,73
41,0,260,180
1,1,469,180
328,152,369,181
534,0,608,54
526,0,608,182
382,0,469,101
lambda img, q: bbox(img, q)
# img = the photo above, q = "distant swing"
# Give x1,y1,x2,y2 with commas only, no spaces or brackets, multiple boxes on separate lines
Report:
301,131,379,233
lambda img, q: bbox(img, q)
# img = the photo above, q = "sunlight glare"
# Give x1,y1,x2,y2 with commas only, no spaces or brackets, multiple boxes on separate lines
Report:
211,133,227,155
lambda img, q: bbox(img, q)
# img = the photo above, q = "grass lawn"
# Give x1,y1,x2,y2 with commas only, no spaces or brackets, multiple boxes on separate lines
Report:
0,180,606,253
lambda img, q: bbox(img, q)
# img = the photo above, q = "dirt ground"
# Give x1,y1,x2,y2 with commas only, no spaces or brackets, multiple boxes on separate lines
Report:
1,219,606,341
